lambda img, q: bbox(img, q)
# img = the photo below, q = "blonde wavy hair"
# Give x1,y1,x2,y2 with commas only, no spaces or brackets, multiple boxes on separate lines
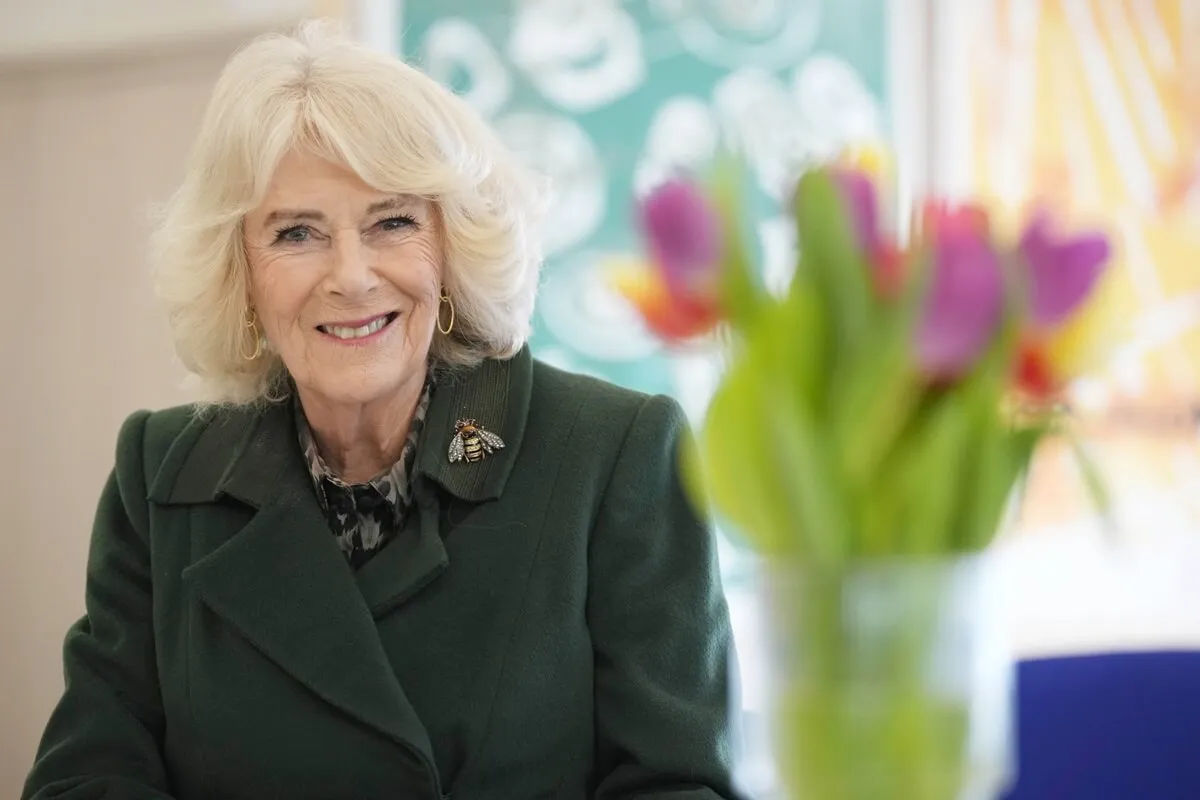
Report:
152,20,548,405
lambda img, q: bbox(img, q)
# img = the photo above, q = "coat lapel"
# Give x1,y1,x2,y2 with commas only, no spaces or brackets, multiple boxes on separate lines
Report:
418,345,533,502
169,402,438,773
352,478,447,619
153,347,535,772
352,346,535,615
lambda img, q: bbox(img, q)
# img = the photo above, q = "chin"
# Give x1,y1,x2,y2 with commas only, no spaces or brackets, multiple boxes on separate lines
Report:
302,357,429,409
308,374,402,408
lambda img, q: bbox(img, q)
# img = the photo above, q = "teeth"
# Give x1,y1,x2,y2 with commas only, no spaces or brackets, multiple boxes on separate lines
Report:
325,316,390,340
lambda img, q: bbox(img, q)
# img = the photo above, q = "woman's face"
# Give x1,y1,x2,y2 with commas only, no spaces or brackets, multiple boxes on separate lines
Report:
243,149,443,409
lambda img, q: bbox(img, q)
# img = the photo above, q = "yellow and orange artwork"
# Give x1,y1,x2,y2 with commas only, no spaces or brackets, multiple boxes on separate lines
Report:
963,0,1200,534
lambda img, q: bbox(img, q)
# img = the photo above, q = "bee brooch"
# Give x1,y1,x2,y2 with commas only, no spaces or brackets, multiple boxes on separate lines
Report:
448,418,506,464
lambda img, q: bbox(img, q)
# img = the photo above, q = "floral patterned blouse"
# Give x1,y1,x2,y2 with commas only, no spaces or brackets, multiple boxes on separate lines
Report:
294,380,434,569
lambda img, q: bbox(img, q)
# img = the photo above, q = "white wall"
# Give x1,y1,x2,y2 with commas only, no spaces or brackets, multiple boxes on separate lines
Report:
0,3,348,792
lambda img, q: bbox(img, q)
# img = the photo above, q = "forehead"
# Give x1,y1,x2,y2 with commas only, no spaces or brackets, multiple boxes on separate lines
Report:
256,149,427,212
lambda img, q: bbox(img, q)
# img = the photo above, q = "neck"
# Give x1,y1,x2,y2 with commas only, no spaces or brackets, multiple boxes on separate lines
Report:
297,370,427,484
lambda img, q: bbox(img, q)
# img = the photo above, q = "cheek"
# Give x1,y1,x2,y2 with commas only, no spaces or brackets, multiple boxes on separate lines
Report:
246,249,316,332
393,237,445,308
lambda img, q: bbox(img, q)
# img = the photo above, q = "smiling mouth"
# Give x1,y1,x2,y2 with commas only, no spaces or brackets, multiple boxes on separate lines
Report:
316,312,399,341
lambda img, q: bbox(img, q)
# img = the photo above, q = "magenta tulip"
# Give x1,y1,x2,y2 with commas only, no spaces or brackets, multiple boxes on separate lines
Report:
915,209,1006,378
1019,212,1111,329
638,178,724,299
832,167,883,255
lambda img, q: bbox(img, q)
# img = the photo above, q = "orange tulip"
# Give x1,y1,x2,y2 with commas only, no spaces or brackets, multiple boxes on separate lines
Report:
607,259,722,342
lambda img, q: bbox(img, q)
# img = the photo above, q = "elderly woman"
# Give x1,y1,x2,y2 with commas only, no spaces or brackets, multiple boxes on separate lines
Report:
22,21,739,800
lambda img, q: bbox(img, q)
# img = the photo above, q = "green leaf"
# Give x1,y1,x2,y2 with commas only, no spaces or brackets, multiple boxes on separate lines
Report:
791,168,874,358
858,456,906,556
829,296,923,487
943,313,1030,551
699,333,848,563
708,156,763,332
825,251,928,497
959,424,1044,551
757,380,847,566
752,298,850,564
899,396,972,555
698,362,783,551
956,420,1007,550
759,286,828,414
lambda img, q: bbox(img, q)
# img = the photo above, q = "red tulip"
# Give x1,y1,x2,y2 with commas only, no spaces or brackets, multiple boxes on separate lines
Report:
1013,339,1059,399
871,241,906,299
919,200,991,241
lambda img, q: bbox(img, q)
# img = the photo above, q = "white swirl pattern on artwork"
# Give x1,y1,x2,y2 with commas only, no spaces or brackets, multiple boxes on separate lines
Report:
792,55,883,154
419,17,512,117
648,0,822,70
634,96,720,196
493,111,607,257
507,0,646,113
711,68,813,199
758,215,799,297
537,251,663,362
708,59,883,200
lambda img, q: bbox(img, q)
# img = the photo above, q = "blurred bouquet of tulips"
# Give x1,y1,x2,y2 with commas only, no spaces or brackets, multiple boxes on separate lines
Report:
613,151,1116,798
612,149,1114,564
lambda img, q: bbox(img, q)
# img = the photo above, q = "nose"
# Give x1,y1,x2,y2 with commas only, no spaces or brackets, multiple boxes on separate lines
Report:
323,230,380,298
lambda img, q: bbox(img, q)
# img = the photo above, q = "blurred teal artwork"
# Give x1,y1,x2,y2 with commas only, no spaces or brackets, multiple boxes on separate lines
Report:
400,0,889,403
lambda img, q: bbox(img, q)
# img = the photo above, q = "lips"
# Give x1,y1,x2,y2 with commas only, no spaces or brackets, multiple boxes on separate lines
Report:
316,312,398,341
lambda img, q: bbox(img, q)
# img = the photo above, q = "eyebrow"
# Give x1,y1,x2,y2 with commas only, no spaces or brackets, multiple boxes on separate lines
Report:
259,195,415,229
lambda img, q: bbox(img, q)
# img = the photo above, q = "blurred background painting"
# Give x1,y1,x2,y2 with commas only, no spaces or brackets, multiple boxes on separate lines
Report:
961,0,1200,537
401,0,888,405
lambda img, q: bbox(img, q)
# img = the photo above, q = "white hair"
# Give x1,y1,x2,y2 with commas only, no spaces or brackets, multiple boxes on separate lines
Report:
151,20,549,405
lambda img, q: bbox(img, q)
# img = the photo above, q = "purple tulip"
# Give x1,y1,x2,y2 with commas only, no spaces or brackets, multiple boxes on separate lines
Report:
638,178,723,299
1019,213,1111,329
832,167,883,255
915,211,1006,378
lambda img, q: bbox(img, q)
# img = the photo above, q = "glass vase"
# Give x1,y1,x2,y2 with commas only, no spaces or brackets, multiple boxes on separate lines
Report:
744,555,1014,800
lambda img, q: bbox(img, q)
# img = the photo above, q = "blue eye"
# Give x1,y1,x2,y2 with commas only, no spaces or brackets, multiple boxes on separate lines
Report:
377,215,417,231
273,225,312,244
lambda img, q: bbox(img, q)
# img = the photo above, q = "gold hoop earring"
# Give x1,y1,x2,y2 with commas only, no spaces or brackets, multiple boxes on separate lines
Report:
241,308,264,361
437,293,455,336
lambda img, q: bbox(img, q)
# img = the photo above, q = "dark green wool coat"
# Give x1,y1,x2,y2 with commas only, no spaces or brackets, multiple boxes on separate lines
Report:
24,347,741,800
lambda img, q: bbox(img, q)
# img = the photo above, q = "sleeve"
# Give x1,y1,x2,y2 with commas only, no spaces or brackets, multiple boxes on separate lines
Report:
588,394,743,799
22,410,176,800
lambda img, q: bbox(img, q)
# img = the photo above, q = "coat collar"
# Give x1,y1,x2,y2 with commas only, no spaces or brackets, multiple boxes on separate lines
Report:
417,345,532,503
153,345,534,508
